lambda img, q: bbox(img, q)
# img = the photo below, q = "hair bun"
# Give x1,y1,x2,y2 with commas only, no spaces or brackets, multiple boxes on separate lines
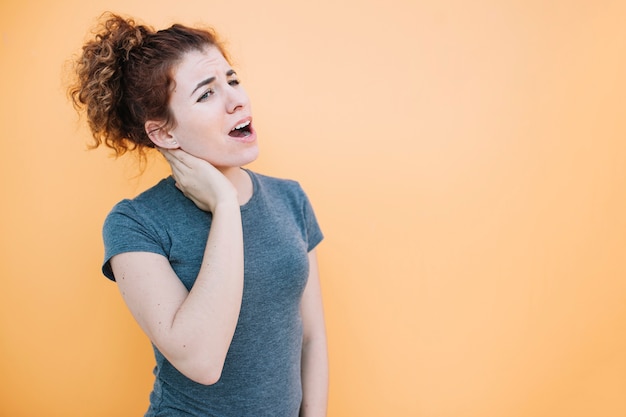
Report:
98,14,152,63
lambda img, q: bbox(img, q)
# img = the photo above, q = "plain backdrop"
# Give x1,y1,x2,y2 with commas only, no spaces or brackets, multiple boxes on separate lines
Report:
1,0,625,416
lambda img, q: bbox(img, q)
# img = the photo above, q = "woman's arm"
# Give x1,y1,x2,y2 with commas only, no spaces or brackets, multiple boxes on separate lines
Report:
300,250,329,417
111,149,244,385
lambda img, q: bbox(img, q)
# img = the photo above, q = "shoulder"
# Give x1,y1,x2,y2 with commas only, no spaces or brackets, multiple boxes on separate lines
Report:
248,170,307,201
119,177,179,209
247,169,320,221
103,176,193,239
106,177,181,219
101,178,184,280
247,170,323,249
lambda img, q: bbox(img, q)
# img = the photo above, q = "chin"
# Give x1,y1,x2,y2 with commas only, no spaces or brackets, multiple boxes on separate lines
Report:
237,145,260,166
212,147,260,169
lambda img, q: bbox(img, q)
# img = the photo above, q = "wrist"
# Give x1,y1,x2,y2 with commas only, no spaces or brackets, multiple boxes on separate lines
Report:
211,198,240,214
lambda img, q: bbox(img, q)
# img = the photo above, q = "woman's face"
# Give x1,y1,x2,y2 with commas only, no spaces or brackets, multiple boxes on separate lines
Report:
166,46,259,169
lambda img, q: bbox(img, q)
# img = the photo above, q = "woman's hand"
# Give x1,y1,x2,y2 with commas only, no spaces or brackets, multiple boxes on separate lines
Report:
160,149,238,212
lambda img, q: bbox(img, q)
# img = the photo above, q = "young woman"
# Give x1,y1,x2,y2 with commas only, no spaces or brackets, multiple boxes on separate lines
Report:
69,13,328,417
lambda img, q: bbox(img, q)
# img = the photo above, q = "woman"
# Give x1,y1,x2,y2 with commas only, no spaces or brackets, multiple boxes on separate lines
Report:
69,13,328,417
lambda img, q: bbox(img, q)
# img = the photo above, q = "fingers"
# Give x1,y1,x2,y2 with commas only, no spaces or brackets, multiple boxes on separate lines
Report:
160,148,218,176
159,148,192,169
157,147,234,212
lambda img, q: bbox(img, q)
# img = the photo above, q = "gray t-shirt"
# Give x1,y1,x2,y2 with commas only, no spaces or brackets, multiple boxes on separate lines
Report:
102,170,323,417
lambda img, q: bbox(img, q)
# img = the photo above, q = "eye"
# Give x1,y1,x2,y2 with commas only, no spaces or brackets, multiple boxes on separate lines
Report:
228,79,240,87
197,89,215,102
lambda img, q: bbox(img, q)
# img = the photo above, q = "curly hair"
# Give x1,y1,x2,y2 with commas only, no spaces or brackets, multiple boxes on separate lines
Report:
68,12,230,157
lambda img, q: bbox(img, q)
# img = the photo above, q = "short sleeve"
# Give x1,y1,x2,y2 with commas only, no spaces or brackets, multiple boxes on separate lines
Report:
102,200,168,281
301,190,324,252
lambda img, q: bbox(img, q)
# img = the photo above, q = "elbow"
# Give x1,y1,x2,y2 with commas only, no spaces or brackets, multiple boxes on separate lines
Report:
157,338,229,385
192,367,223,386
178,359,225,386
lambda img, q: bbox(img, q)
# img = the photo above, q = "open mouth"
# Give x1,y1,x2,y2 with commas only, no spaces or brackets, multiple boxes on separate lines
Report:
229,120,252,138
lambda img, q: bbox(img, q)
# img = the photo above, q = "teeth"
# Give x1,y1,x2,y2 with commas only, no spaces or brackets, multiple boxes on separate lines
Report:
232,120,250,131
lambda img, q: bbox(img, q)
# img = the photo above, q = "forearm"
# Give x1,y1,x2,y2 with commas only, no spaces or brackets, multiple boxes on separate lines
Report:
300,332,329,417
166,201,244,383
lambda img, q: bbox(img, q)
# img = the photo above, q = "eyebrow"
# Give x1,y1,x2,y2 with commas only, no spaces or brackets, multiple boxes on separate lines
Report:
189,70,238,97
190,77,215,97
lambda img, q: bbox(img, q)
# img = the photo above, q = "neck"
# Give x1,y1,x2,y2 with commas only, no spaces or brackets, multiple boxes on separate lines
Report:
220,166,253,205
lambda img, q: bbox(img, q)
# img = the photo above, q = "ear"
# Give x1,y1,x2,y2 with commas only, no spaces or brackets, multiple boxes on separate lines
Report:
145,120,179,149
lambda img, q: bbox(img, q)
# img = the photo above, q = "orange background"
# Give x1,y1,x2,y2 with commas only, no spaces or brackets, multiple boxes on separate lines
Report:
2,1,626,416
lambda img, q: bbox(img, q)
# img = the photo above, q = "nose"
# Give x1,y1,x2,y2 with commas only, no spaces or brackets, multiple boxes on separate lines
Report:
226,84,248,114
